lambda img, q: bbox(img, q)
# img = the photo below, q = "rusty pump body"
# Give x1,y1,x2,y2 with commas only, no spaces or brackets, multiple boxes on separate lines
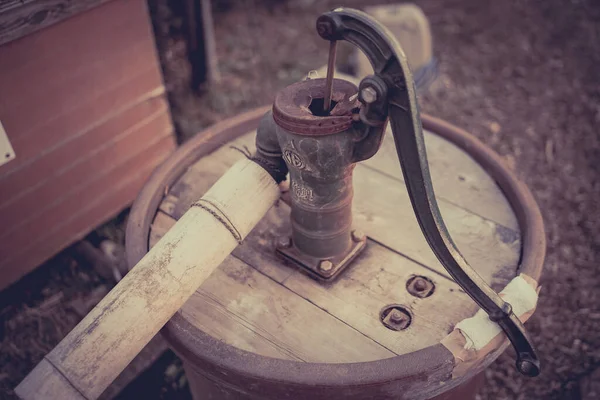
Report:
254,7,541,378
255,77,387,280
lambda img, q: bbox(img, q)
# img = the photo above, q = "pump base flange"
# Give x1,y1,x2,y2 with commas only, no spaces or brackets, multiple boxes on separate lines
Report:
276,235,367,281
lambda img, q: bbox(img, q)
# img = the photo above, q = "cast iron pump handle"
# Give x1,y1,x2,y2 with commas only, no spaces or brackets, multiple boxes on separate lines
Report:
316,8,540,377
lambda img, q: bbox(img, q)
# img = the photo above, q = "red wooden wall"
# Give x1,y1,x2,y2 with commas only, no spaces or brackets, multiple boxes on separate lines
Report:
0,0,176,290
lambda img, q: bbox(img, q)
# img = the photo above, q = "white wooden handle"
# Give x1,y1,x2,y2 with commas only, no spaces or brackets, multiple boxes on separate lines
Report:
15,159,280,400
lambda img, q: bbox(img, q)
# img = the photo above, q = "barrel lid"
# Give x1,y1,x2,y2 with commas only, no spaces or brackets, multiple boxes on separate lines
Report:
126,108,545,398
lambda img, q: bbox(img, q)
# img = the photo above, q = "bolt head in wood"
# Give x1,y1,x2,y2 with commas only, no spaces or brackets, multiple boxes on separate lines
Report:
381,305,412,331
406,275,435,298
388,309,406,324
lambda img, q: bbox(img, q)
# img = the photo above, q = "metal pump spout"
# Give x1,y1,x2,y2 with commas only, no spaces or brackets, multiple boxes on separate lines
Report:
254,77,388,280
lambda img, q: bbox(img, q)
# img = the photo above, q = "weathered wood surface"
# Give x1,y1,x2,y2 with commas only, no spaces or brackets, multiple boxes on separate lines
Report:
0,0,112,46
150,127,522,362
15,159,280,400
0,0,174,290
364,131,519,230
159,129,520,286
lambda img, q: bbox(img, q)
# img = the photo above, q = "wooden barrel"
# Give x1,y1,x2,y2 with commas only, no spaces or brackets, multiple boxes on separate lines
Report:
126,107,545,400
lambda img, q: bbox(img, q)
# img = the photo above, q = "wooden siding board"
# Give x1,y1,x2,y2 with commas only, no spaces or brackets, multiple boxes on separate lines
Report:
0,96,169,206
1,67,164,175
0,115,174,256
0,106,171,232
0,135,174,289
0,44,160,142
0,0,175,289
0,5,154,114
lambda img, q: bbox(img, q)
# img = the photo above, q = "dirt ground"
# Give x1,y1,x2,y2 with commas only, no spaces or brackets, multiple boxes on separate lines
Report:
1,0,599,399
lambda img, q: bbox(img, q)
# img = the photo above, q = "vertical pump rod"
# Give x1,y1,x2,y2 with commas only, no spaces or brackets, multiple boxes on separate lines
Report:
323,40,337,113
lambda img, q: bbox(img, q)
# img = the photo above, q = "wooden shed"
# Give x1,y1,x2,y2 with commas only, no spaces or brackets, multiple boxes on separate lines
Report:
0,0,176,290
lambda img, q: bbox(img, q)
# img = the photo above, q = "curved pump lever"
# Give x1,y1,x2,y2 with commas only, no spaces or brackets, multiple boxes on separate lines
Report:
316,8,540,377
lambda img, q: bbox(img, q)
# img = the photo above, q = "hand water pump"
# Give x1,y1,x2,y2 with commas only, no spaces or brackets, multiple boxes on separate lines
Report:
16,8,545,400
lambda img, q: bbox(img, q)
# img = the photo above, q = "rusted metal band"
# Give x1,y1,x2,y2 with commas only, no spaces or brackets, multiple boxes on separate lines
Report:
272,78,357,135
125,106,270,271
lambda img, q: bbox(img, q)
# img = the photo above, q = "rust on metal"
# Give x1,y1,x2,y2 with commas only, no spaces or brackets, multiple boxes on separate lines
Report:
380,305,412,331
316,8,541,375
406,275,435,298
271,78,359,136
263,76,386,280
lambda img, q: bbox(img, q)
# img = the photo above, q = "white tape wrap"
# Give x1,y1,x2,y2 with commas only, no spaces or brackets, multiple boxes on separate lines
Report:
455,274,538,351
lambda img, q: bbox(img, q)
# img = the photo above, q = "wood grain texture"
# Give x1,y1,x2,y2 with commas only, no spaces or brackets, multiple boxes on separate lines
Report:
0,114,173,256
162,130,520,287
0,96,169,210
0,0,112,46
0,0,162,170
0,0,173,289
1,128,172,254
1,69,164,176
180,256,394,363
364,130,519,230
0,137,172,289
151,207,479,358
308,74,516,230
352,166,520,287
148,128,522,362
16,159,281,400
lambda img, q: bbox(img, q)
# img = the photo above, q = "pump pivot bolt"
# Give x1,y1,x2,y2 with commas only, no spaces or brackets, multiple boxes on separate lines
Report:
319,260,334,272
360,87,378,104
351,229,366,242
